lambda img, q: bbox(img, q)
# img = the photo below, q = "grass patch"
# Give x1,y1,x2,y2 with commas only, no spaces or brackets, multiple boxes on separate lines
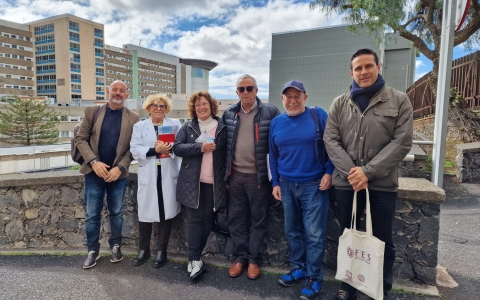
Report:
69,165,81,170
423,139,460,173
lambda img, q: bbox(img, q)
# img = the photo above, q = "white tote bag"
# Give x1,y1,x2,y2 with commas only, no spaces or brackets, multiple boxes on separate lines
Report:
335,189,385,300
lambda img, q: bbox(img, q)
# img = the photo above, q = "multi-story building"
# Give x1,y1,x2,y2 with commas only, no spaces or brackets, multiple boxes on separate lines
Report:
26,14,105,104
269,25,416,110
105,45,218,99
1,14,217,104
0,19,35,98
122,44,217,97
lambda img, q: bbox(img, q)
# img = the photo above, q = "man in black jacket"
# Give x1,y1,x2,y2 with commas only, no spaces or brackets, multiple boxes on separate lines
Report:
223,74,280,280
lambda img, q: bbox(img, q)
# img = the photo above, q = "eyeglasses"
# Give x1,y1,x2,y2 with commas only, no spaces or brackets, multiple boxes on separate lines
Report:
195,102,209,108
282,95,304,101
237,86,256,93
150,104,166,109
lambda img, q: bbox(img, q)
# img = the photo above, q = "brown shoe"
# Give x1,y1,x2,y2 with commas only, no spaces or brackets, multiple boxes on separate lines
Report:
228,262,245,278
247,263,260,280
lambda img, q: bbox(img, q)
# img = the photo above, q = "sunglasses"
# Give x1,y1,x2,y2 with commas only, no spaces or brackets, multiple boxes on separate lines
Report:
237,86,256,93
150,104,166,109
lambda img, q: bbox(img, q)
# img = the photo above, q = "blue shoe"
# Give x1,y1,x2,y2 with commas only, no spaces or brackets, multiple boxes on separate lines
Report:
300,277,322,300
278,268,307,287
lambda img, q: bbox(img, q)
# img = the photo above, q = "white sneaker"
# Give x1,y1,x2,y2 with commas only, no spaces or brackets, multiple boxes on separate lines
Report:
187,261,192,273
190,260,204,280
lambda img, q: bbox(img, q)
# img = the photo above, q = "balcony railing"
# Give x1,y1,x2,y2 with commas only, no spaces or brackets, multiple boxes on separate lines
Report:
35,39,55,45
36,70,55,74
34,29,54,35
94,43,103,48
73,59,80,63
94,33,103,38
72,89,81,93
95,53,104,57
70,47,80,53
35,49,55,55
36,59,56,65
96,91,105,95
95,72,105,76
70,68,81,73
96,82,104,86
36,80,56,84
69,37,80,42
37,89,57,94
69,26,79,32
95,63,103,67
71,79,81,83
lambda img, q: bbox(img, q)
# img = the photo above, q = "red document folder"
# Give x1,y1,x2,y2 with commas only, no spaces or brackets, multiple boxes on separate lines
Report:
158,133,175,158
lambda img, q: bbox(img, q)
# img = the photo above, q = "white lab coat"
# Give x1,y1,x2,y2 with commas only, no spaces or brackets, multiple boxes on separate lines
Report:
130,117,182,222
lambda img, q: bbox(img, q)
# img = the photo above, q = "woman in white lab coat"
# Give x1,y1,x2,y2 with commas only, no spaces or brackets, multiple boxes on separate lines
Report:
130,93,181,268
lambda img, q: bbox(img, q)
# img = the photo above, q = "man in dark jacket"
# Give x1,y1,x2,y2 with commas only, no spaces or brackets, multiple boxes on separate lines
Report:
324,49,413,300
223,74,280,280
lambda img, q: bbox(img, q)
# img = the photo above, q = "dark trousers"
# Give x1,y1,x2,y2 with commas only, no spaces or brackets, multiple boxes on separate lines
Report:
227,170,271,265
186,182,214,261
138,165,172,252
335,188,397,295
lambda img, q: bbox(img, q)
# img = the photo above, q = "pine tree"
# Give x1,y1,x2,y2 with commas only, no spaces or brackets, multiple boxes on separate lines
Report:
0,96,60,145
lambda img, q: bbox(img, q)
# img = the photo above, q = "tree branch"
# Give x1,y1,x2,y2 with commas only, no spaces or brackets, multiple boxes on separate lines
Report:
404,14,426,27
398,30,435,61
426,0,436,24
454,11,480,46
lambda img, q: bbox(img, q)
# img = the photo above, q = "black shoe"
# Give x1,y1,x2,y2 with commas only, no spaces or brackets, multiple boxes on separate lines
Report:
152,251,167,268
133,249,150,266
110,244,123,263
83,251,99,269
332,290,357,300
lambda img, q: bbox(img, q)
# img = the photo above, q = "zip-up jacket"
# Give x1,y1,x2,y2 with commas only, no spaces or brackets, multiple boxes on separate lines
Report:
173,117,227,210
222,97,280,183
324,85,413,192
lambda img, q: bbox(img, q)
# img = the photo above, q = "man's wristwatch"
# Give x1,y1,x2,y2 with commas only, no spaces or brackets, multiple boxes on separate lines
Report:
117,165,126,172
89,159,98,166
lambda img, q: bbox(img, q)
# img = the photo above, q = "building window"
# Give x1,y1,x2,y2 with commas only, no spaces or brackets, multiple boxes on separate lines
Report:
69,21,79,31
192,67,208,79
70,42,80,52
69,31,80,42
34,23,54,34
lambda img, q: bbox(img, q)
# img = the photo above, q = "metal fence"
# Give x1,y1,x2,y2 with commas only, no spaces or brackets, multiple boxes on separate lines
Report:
407,51,480,119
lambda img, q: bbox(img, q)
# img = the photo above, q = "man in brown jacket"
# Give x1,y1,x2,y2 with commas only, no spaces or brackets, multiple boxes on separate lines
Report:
75,80,139,269
324,49,413,300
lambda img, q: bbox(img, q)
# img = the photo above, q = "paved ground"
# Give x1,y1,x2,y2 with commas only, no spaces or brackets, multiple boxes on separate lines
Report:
0,176,478,300
435,177,480,300
0,255,445,300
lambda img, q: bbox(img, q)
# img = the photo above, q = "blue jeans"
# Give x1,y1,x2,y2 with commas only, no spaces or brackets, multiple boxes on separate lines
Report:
84,172,127,251
280,177,329,280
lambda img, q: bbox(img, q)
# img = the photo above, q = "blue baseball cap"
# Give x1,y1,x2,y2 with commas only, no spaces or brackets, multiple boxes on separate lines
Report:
282,80,306,94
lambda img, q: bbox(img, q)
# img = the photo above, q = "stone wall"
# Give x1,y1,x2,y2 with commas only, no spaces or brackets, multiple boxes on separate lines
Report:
456,142,480,182
0,171,445,285
413,117,461,141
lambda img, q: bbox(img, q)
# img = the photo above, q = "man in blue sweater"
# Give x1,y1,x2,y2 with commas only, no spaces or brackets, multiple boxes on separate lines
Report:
269,80,334,300
270,80,333,300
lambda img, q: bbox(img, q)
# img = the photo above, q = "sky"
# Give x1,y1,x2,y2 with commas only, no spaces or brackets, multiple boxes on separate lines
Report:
0,0,476,99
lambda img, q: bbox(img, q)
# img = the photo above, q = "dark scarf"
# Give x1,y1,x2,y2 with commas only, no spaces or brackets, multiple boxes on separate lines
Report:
350,73,385,113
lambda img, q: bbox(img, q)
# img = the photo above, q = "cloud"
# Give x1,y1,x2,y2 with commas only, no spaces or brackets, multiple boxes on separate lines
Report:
0,0,339,98
415,60,425,69
161,0,341,97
